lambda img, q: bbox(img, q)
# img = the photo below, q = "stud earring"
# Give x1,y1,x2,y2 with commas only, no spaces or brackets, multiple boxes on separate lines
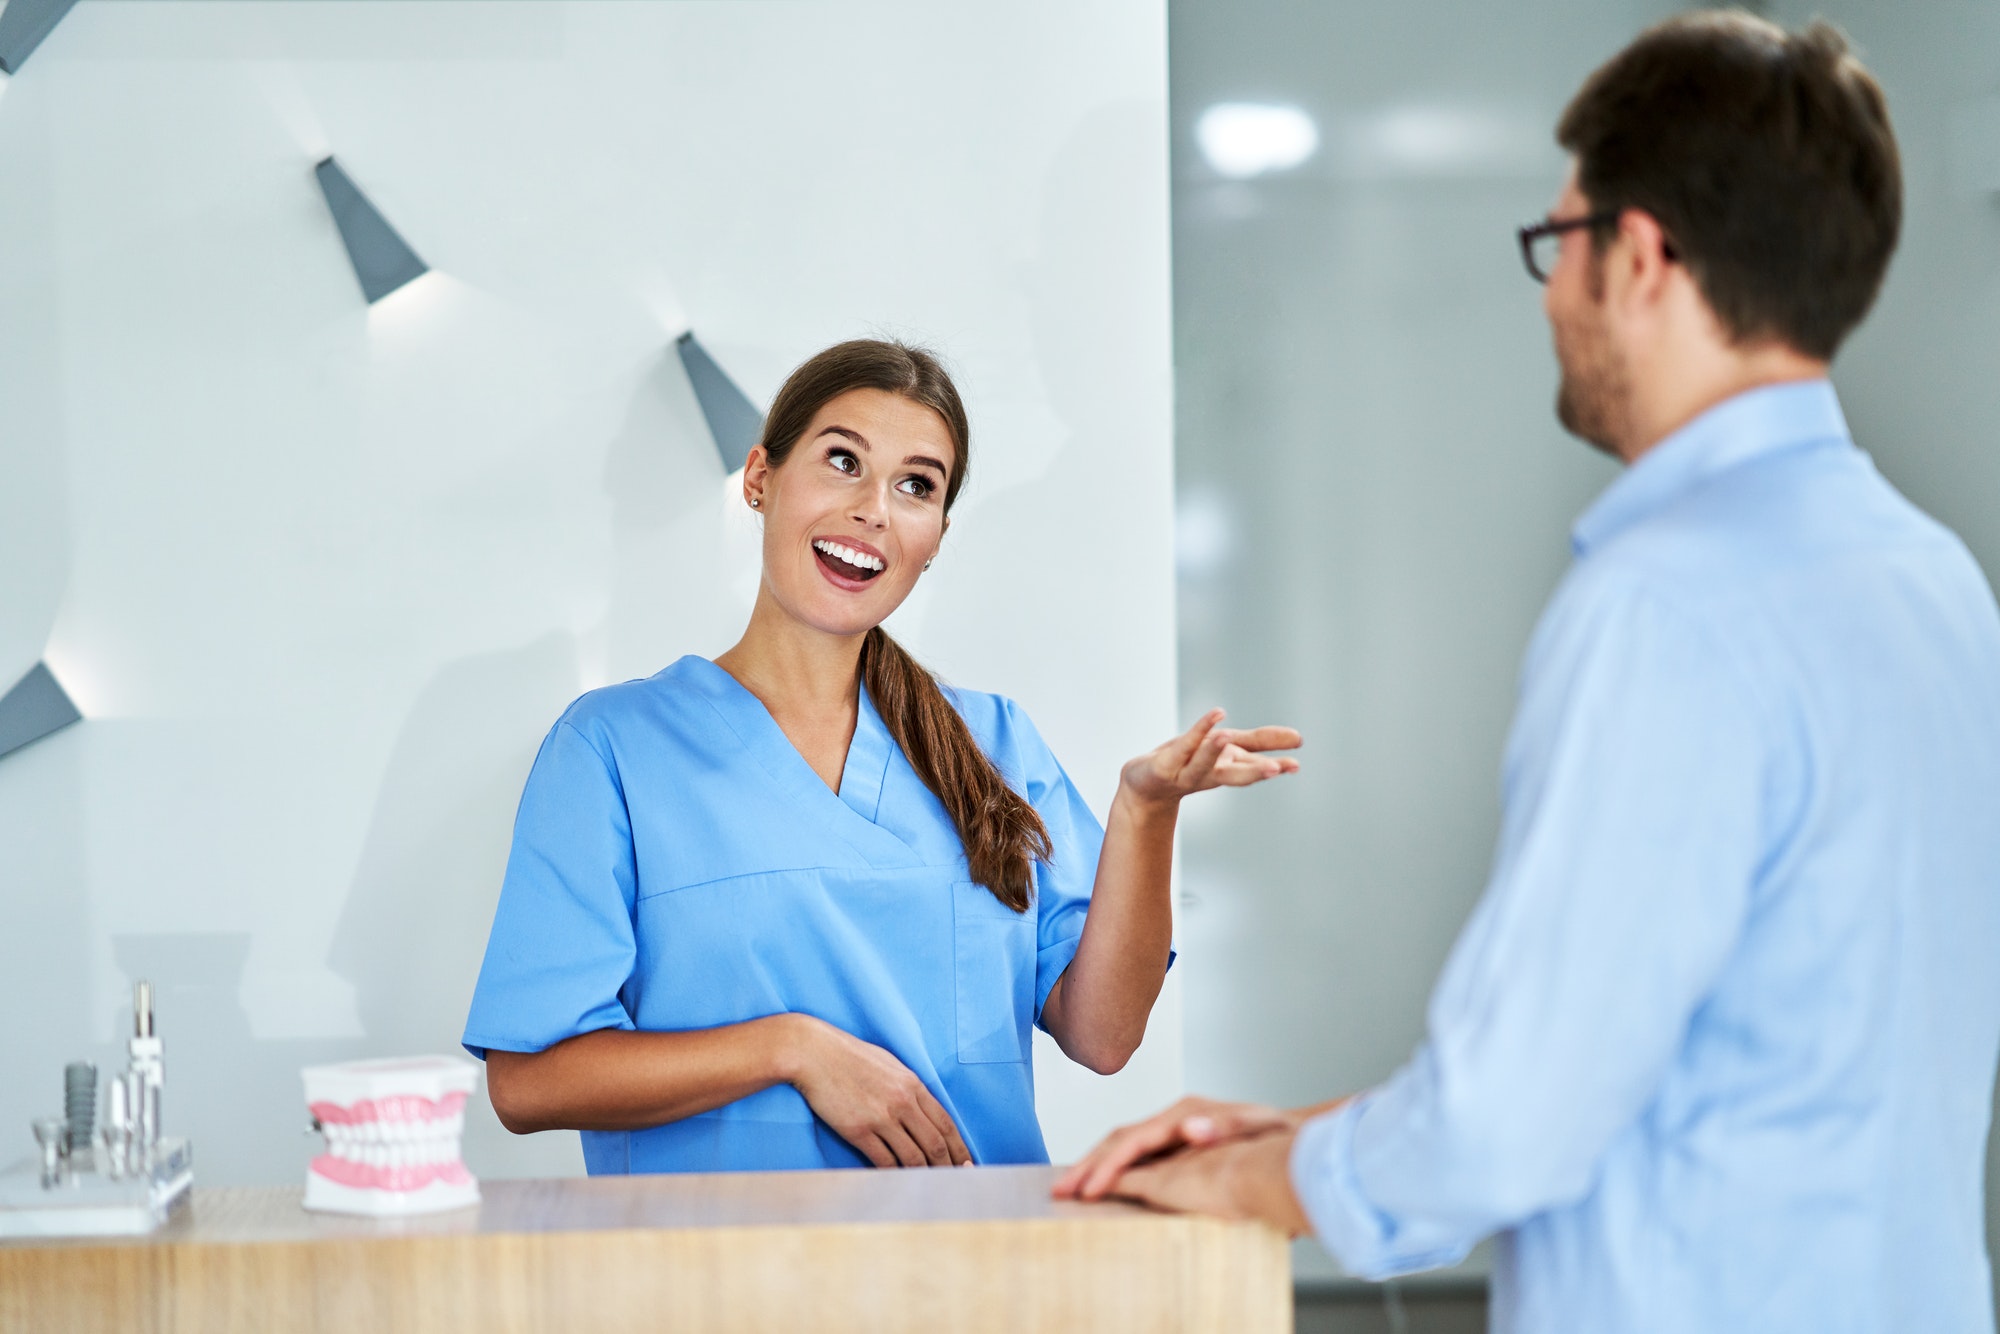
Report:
748,497,761,509
923,557,934,572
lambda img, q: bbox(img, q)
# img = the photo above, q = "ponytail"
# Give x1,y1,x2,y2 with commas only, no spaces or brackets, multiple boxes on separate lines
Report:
861,627,1051,912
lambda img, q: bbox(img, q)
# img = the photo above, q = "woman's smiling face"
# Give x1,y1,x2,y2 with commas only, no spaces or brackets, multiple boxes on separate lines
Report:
745,387,956,639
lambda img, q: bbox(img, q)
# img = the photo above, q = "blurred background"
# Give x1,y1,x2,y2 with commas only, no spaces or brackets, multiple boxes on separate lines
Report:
2,1,1997,1330
1168,0,2000,1328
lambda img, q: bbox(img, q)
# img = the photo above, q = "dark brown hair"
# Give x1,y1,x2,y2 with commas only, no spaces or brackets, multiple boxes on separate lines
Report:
760,339,1051,912
1557,12,1901,360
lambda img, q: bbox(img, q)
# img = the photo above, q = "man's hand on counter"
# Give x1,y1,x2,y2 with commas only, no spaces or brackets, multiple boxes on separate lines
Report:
1054,1093,1353,1234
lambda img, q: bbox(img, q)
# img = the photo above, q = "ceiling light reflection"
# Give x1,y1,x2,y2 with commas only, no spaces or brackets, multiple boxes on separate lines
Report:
1196,103,1319,180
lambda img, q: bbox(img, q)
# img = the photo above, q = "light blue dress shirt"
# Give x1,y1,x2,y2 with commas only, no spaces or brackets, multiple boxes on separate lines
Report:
1291,381,2000,1332
463,656,1101,1173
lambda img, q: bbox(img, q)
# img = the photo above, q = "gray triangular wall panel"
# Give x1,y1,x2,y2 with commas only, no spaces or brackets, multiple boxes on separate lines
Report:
677,332,766,472
0,661,82,760
0,0,80,75
314,156,428,304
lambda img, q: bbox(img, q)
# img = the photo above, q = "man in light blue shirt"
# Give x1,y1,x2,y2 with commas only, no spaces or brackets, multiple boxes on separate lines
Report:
1059,14,2000,1331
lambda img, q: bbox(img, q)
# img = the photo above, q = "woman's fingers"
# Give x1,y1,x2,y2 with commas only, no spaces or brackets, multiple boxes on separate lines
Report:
855,1133,900,1169
1161,709,1225,774
1222,725,1304,754
877,1121,933,1168
1212,744,1300,786
901,1107,953,1166
1177,721,1238,786
1183,732,1301,790
915,1086,973,1166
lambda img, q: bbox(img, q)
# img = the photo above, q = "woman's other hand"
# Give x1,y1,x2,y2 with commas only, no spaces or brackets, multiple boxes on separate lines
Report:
1120,709,1301,808
784,1015,972,1168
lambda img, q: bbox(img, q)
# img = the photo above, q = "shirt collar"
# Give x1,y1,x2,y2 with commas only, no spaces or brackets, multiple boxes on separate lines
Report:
1571,379,1851,557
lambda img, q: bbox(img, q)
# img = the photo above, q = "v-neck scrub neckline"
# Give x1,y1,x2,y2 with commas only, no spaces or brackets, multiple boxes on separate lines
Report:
689,658,900,848
463,655,1107,1175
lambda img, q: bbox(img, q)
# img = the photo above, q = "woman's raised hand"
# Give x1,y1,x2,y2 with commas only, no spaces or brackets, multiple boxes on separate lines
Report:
785,1015,973,1168
1120,709,1301,806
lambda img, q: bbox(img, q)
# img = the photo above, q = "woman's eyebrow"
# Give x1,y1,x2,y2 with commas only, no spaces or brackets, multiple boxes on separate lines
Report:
903,454,949,477
816,426,870,449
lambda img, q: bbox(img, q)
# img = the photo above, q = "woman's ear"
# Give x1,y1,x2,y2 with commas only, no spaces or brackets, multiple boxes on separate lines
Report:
742,446,770,511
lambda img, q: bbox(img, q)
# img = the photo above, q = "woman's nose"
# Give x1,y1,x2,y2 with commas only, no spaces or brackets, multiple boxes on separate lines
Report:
850,482,891,527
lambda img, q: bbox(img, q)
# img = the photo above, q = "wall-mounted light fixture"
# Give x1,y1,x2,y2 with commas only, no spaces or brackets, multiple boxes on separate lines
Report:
0,0,80,75
0,661,81,761
676,331,765,472
314,156,428,304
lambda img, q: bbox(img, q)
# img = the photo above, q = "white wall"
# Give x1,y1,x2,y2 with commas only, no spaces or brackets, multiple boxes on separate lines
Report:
0,0,1178,1185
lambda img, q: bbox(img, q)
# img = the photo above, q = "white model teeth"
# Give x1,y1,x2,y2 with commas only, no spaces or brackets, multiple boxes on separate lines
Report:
813,539,884,572
322,1112,467,1162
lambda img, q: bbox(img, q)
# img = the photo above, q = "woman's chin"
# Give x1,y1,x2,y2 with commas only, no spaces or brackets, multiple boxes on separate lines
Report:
785,598,897,641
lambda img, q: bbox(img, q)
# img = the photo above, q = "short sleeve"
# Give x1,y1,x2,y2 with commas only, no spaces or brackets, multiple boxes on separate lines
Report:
990,703,1108,1029
462,719,641,1059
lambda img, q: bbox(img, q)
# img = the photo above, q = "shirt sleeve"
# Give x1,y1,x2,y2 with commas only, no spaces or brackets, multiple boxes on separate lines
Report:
462,719,641,1059
993,702,1112,1028
1291,578,1774,1278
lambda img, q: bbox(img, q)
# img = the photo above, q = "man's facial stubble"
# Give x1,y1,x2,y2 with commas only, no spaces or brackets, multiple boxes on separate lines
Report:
1553,247,1632,459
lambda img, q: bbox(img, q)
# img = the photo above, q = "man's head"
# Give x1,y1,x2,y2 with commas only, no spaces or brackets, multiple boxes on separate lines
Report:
1541,13,1901,458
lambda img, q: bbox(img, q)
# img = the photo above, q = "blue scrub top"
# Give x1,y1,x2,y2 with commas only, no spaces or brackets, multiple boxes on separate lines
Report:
463,655,1103,1174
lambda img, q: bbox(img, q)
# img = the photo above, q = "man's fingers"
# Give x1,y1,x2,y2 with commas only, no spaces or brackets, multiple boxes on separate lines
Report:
1076,1118,1193,1200
1108,1160,1163,1202
1190,1107,1292,1139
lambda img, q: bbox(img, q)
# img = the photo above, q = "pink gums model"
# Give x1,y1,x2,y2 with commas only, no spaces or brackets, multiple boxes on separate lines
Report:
301,1056,480,1216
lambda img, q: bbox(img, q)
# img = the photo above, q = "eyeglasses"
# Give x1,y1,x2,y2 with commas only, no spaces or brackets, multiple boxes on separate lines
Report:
1516,210,1681,284
1516,211,1620,283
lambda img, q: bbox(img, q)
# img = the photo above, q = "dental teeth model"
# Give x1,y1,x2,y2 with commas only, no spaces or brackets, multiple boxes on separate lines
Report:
301,1056,481,1216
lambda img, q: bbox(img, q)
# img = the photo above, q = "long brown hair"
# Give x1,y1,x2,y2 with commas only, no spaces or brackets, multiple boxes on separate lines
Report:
759,339,1051,911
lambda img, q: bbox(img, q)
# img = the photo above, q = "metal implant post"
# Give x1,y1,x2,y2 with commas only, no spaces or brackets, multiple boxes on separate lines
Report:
64,1063,96,1156
31,1117,67,1190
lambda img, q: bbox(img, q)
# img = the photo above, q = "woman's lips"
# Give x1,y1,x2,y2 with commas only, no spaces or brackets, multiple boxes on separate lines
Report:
813,543,884,590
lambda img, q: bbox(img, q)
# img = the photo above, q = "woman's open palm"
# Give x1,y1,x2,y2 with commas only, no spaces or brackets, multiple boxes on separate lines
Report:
1121,709,1301,804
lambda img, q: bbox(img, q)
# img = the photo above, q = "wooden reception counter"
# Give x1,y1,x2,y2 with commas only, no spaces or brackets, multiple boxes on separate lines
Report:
0,1165,1290,1333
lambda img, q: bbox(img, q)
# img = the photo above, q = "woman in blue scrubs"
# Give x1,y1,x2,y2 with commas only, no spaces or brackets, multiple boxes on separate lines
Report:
464,339,1299,1173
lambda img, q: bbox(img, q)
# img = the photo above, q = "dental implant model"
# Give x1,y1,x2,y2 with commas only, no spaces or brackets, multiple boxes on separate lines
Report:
0,980,194,1238
301,1056,480,1216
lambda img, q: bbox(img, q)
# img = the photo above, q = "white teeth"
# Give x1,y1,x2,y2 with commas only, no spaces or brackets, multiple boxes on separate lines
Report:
322,1115,467,1163
813,539,884,572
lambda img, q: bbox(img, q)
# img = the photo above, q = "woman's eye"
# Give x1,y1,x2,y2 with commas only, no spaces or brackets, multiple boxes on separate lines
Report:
828,449,859,475
897,477,935,498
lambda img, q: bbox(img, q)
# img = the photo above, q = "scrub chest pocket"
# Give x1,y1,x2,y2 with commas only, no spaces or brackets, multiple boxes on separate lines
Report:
952,881,1036,1064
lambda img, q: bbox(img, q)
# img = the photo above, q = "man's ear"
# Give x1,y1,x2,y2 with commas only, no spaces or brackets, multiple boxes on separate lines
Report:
1614,208,1678,304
